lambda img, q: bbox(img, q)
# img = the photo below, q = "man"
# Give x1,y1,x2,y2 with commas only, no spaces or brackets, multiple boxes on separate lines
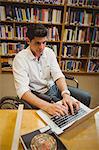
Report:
13,24,80,116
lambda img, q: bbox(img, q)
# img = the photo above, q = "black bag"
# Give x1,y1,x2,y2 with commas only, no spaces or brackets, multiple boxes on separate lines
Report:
0,96,34,109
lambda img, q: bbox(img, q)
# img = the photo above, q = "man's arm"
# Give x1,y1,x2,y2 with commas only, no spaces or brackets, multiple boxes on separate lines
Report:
22,91,68,116
55,77,68,93
22,91,50,110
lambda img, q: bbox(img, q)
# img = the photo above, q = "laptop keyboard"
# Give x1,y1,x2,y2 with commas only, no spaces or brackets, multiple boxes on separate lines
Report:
50,108,87,128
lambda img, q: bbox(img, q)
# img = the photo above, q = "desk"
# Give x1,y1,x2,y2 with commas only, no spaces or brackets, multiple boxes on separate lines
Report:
0,109,99,150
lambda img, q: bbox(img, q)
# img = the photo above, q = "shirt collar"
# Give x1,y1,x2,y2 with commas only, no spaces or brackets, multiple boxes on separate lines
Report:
26,46,46,61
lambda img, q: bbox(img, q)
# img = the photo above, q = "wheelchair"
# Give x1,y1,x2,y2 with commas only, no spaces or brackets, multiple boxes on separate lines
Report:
0,75,91,109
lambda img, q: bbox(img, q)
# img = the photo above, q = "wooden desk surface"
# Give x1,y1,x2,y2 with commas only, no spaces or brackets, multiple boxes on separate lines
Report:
0,109,99,150
0,110,17,150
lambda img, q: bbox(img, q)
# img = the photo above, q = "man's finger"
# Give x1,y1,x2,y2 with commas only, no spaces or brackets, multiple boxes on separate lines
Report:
74,101,80,111
69,103,74,115
62,102,69,115
54,104,67,116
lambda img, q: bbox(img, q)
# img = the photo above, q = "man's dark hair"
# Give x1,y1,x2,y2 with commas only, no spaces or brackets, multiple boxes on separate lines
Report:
26,24,47,41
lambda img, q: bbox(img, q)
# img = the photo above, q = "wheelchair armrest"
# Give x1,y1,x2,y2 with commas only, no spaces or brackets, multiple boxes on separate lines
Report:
65,75,79,88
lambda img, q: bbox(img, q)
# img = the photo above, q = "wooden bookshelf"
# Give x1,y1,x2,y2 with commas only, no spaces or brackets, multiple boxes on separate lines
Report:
61,0,99,74
0,0,99,74
0,0,64,72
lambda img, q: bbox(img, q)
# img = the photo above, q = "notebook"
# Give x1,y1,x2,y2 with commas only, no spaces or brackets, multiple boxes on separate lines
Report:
36,97,92,135
20,126,68,150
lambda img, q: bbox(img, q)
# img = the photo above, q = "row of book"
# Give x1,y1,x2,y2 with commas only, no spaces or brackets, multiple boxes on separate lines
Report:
87,60,99,72
63,27,99,43
2,0,64,4
89,47,99,58
0,25,27,40
0,43,58,69
31,0,64,4
62,45,99,58
62,45,82,58
47,27,60,41
0,42,58,56
1,57,99,72
0,42,99,58
60,59,99,72
0,25,60,41
60,60,85,72
65,9,99,26
0,6,62,24
0,25,14,39
67,0,99,6
1,57,13,68
0,42,25,55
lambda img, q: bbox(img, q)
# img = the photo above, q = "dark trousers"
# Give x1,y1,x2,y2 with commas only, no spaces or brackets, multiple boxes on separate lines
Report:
45,84,91,107
68,86,91,107
22,84,91,109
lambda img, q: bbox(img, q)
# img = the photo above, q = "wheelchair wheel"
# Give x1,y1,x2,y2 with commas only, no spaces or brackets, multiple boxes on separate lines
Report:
0,96,20,109
0,96,36,109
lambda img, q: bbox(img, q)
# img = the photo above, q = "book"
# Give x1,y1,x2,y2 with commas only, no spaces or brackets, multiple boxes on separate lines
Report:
0,6,6,21
20,126,68,150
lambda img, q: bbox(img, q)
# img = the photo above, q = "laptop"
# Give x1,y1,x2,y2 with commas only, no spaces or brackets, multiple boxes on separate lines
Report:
36,96,92,135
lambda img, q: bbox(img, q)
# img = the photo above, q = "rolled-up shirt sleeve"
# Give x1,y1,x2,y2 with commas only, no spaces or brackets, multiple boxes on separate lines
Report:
48,49,65,81
13,55,30,99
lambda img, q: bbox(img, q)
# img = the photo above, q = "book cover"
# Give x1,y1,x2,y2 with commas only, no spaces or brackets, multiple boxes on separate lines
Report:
20,126,68,150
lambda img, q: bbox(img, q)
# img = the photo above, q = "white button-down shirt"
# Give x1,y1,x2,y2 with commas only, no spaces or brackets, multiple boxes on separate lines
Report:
13,46,64,98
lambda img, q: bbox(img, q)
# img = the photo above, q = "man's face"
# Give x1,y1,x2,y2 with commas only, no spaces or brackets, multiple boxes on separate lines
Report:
29,37,47,58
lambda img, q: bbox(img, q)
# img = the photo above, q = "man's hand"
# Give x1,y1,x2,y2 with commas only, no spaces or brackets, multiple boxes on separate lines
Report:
62,94,80,115
44,95,80,116
44,102,69,116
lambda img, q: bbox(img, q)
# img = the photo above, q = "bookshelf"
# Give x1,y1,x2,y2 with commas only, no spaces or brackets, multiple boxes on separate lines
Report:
61,0,99,74
0,0,99,74
0,0,64,72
